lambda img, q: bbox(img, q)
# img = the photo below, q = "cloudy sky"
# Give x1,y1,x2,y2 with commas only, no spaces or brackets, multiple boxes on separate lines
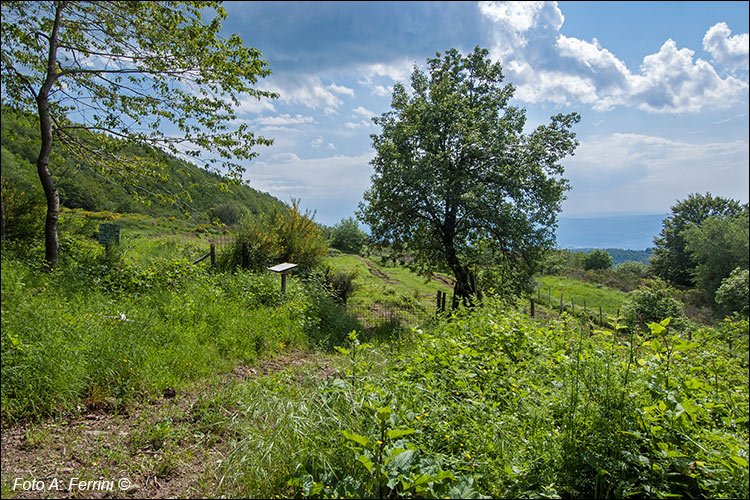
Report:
218,1,749,227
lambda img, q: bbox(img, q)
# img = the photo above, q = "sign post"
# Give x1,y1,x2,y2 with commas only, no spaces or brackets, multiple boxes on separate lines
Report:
267,262,298,295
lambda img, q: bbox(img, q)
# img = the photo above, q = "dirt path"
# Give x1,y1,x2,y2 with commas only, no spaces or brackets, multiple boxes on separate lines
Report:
1,349,335,499
361,257,400,285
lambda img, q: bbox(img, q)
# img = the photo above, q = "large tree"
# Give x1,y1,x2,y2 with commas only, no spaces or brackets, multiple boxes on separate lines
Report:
1,1,276,267
358,47,579,305
650,193,746,286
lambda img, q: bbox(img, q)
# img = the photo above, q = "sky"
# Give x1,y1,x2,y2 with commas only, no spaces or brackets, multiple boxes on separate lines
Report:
216,1,749,227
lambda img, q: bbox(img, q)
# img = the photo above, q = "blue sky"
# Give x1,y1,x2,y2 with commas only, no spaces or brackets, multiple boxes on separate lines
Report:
217,1,749,227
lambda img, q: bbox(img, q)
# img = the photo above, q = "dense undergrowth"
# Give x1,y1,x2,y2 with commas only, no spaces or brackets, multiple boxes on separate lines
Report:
0,238,363,423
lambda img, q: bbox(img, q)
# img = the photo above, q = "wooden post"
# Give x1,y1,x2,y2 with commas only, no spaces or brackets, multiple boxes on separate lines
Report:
599,306,603,327
281,273,287,295
559,293,563,314
530,297,535,317
583,298,587,317
571,297,575,315
210,243,216,268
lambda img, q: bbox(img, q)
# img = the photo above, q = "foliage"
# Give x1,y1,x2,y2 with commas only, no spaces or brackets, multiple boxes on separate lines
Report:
211,201,246,226
622,279,688,333
219,200,327,273
715,268,750,317
1,1,277,266
0,172,45,242
1,107,288,221
359,46,579,305
615,260,649,278
582,249,613,270
684,211,749,305
651,193,746,287
331,216,368,255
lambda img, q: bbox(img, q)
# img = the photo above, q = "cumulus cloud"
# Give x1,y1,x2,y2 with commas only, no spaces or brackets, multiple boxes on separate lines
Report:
563,133,749,215
353,106,376,118
703,22,750,73
262,76,348,114
255,114,315,126
479,1,749,113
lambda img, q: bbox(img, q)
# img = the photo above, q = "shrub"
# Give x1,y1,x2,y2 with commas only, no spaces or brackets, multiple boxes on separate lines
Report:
331,217,368,254
211,201,245,226
622,278,687,332
582,249,613,270
219,200,327,272
715,267,749,316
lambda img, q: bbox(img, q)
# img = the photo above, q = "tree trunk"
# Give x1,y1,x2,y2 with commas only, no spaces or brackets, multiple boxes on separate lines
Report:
36,1,66,269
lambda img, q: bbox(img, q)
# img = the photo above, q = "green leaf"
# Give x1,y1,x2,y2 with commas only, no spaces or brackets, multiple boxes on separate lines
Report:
340,430,370,448
357,454,375,473
376,406,392,423
387,428,415,440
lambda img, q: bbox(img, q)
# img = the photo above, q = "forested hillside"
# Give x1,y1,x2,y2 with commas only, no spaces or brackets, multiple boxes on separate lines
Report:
1,107,286,223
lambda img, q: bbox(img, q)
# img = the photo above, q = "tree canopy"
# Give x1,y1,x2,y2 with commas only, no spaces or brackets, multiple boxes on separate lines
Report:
1,1,276,266
650,193,746,287
358,47,579,304
582,249,613,271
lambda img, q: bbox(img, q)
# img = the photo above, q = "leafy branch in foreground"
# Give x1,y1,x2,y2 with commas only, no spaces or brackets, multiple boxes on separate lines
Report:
1,1,276,267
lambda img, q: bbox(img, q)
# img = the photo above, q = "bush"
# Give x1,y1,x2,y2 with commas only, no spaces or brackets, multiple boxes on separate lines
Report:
622,279,687,332
582,249,613,270
331,217,368,254
219,200,327,272
211,201,245,226
715,267,749,316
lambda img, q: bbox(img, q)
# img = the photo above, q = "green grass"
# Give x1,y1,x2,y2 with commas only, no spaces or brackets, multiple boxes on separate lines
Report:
325,251,453,321
535,274,630,321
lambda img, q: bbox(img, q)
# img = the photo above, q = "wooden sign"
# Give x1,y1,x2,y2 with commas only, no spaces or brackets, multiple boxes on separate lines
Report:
98,223,120,246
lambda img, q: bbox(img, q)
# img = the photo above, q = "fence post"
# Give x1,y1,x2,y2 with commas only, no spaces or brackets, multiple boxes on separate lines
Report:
599,306,603,327
210,243,216,268
571,298,574,315
530,297,535,317
559,293,563,315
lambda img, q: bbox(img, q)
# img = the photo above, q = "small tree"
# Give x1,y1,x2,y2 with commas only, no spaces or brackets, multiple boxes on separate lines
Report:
582,249,613,270
359,47,579,305
650,193,745,286
715,268,749,317
331,217,368,255
622,279,687,333
683,211,749,304
1,1,276,267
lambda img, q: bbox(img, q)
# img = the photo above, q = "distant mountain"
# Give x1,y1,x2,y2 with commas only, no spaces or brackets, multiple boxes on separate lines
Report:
556,214,666,251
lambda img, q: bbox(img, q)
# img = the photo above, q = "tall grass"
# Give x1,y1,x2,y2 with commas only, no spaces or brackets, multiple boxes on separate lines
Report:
0,240,359,422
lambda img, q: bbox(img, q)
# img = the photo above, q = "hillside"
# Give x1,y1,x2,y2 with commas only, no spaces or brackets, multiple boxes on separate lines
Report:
0,107,287,224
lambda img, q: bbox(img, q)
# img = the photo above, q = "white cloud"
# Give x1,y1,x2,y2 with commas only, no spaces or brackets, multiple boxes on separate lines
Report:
479,1,749,113
245,152,376,225
255,113,315,126
703,22,750,73
234,93,277,114
262,76,345,114
563,133,749,215
371,84,393,96
344,120,372,129
311,137,324,147
353,106,375,118
328,83,355,97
